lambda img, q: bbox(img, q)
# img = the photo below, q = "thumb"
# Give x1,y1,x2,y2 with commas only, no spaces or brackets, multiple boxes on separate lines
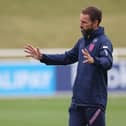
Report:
36,47,41,60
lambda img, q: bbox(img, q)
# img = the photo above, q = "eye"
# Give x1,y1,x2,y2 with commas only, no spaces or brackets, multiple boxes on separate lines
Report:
81,21,85,24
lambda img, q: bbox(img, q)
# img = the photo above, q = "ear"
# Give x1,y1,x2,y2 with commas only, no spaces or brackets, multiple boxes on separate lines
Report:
93,20,99,27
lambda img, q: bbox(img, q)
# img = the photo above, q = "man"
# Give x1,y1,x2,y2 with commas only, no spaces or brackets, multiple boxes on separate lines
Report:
24,6,113,126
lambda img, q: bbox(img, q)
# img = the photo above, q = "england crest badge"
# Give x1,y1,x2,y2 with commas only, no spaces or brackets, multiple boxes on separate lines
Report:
89,43,95,52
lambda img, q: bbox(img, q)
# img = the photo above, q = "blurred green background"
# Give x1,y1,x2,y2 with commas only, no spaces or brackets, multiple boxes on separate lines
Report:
0,96,126,126
0,0,126,48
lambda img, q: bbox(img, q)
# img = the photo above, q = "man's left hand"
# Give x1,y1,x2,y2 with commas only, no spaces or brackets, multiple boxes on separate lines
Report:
82,48,94,64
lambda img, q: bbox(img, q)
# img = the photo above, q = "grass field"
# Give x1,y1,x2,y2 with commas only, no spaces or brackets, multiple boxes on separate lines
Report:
0,0,126,48
0,95,126,126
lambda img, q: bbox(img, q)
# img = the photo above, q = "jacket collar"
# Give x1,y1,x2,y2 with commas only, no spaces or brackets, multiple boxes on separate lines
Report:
84,26,104,41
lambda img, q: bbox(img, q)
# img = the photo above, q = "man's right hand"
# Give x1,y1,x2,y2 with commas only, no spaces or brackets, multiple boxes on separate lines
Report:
24,44,42,60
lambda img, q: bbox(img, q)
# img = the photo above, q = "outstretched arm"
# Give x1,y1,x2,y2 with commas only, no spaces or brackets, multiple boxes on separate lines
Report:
24,41,79,65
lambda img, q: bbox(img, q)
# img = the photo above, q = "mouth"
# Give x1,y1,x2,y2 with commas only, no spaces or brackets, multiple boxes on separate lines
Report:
80,26,83,29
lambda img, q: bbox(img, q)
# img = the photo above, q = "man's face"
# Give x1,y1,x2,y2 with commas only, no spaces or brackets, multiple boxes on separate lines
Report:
80,13,94,32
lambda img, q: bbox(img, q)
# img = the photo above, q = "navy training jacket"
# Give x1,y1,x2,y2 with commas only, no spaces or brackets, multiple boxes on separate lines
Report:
40,27,113,109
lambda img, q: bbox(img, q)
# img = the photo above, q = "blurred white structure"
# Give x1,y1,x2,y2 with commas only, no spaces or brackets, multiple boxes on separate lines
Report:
0,48,125,62
113,48,126,62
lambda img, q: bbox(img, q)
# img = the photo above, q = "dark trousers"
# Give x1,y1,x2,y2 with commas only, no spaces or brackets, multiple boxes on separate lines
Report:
69,104,105,126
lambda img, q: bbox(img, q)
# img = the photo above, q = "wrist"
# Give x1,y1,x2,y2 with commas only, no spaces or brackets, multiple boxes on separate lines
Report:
38,53,43,60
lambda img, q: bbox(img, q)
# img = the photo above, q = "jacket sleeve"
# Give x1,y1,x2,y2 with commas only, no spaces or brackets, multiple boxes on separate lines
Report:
93,40,113,70
40,41,79,65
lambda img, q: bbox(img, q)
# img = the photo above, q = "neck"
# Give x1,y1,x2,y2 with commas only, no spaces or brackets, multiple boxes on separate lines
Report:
94,26,99,30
